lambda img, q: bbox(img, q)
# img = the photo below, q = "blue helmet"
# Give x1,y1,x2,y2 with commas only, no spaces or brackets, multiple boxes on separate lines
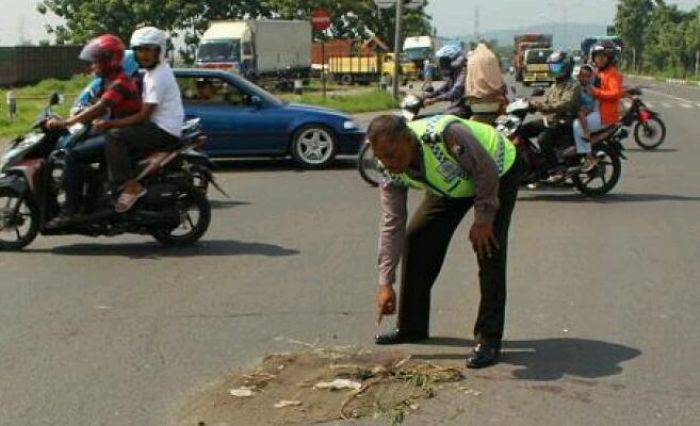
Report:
436,44,463,61
122,49,139,76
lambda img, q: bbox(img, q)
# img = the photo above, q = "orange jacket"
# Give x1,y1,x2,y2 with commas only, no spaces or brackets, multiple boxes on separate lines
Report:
593,66,624,125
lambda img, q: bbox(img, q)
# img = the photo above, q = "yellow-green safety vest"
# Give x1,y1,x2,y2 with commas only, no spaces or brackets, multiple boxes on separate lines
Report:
382,115,516,198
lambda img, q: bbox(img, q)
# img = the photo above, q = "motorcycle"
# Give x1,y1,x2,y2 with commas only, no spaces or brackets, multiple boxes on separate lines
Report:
0,93,214,250
622,87,666,150
495,97,625,196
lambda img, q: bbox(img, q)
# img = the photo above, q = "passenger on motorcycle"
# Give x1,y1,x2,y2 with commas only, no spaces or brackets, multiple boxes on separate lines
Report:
102,27,185,213
588,40,624,129
423,45,469,117
573,64,601,172
45,34,143,228
465,41,508,122
520,51,581,181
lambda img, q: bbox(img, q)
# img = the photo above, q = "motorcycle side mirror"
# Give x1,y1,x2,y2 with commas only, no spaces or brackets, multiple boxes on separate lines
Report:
49,92,64,106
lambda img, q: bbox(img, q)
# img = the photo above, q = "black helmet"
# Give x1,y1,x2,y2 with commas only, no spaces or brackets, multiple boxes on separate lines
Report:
591,40,620,67
546,51,573,79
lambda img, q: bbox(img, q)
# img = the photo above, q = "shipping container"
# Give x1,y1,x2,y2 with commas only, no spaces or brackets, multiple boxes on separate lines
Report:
0,46,85,86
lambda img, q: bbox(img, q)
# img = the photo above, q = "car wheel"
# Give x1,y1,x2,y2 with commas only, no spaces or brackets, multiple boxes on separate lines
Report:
340,74,353,85
291,125,337,169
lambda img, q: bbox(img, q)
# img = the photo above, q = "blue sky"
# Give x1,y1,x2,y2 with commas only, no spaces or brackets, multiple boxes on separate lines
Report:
1,0,698,45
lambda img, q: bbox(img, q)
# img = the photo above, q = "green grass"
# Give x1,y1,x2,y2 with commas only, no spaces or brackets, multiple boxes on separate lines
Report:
0,74,92,139
279,89,398,114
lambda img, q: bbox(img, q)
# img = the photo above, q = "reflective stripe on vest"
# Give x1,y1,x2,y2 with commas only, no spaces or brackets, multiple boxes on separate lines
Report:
381,115,516,198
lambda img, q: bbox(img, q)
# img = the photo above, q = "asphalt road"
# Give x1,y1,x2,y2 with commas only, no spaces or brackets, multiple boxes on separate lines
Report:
1,77,699,425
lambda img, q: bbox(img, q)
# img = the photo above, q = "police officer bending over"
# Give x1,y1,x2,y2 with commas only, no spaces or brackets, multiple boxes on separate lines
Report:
369,113,525,369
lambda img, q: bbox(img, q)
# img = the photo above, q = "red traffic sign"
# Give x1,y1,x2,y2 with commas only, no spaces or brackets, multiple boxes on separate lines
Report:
311,8,332,31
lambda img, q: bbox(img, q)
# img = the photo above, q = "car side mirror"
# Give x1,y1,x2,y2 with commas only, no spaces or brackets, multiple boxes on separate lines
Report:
251,95,263,108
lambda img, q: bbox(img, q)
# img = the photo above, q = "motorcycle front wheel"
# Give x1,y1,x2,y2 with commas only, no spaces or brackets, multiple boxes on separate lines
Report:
357,143,383,187
571,145,621,197
0,187,39,251
152,187,211,247
633,117,666,150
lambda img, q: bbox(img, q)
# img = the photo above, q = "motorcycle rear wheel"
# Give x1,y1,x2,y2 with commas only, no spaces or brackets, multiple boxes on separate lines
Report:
152,187,211,247
571,146,621,197
0,187,39,251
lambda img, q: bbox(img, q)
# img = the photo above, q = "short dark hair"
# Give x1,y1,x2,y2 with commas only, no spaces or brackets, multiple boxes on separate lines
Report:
580,64,593,74
367,114,408,147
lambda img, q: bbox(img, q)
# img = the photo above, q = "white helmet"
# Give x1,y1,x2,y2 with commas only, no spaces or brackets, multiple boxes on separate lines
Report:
130,26,167,61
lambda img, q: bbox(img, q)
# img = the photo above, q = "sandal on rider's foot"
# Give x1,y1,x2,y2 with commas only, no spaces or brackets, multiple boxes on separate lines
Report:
547,172,566,183
582,158,598,173
115,187,147,214
46,213,78,229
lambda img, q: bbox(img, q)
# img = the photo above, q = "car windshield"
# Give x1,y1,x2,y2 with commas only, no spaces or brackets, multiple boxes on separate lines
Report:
526,50,553,64
197,40,241,63
403,47,431,60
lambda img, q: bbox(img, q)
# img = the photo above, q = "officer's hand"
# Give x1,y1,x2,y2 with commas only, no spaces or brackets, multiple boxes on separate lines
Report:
376,285,397,326
469,221,499,259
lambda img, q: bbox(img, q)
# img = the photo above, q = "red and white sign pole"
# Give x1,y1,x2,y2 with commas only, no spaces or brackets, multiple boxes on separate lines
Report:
311,8,332,98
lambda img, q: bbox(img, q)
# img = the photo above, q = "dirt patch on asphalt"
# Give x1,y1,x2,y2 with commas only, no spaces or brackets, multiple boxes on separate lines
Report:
173,346,465,426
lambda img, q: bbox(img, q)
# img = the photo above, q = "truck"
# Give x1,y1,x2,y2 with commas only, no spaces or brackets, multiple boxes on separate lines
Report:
512,34,553,82
328,53,417,85
522,48,555,86
402,36,444,75
196,20,312,81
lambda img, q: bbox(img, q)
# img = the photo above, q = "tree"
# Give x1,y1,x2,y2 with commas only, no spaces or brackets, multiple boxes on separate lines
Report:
37,0,192,44
614,0,654,69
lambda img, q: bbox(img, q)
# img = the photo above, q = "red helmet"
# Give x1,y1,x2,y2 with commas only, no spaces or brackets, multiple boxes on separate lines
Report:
79,34,126,73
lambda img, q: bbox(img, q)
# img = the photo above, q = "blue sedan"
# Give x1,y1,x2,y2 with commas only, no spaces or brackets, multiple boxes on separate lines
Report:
174,69,365,168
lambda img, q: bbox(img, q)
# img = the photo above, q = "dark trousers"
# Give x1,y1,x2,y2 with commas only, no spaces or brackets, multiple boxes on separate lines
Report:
520,119,570,168
397,156,525,345
63,135,107,214
104,122,179,186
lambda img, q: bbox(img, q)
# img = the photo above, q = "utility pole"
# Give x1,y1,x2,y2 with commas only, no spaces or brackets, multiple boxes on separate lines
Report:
392,0,404,100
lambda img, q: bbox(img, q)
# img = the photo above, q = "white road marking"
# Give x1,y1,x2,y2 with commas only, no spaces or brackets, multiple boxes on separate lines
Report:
661,102,673,108
644,87,697,104
679,103,693,109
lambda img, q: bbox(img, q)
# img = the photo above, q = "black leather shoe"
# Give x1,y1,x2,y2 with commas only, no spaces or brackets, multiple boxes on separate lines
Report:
375,329,428,345
466,343,501,369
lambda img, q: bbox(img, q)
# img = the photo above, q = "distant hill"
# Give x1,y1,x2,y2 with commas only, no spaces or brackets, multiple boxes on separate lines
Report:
453,22,610,51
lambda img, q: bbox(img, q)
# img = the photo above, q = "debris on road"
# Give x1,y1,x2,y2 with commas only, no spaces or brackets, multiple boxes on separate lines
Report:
174,346,465,425
228,387,255,397
313,378,362,391
273,400,302,408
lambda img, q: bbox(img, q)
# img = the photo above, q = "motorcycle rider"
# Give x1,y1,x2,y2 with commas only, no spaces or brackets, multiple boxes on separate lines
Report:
520,51,581,181
70,50,141,117
46,34,143,228
587,40,624,134
465,41,508,123
100,27,184,213
423,44,470,117
573,64,601,172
